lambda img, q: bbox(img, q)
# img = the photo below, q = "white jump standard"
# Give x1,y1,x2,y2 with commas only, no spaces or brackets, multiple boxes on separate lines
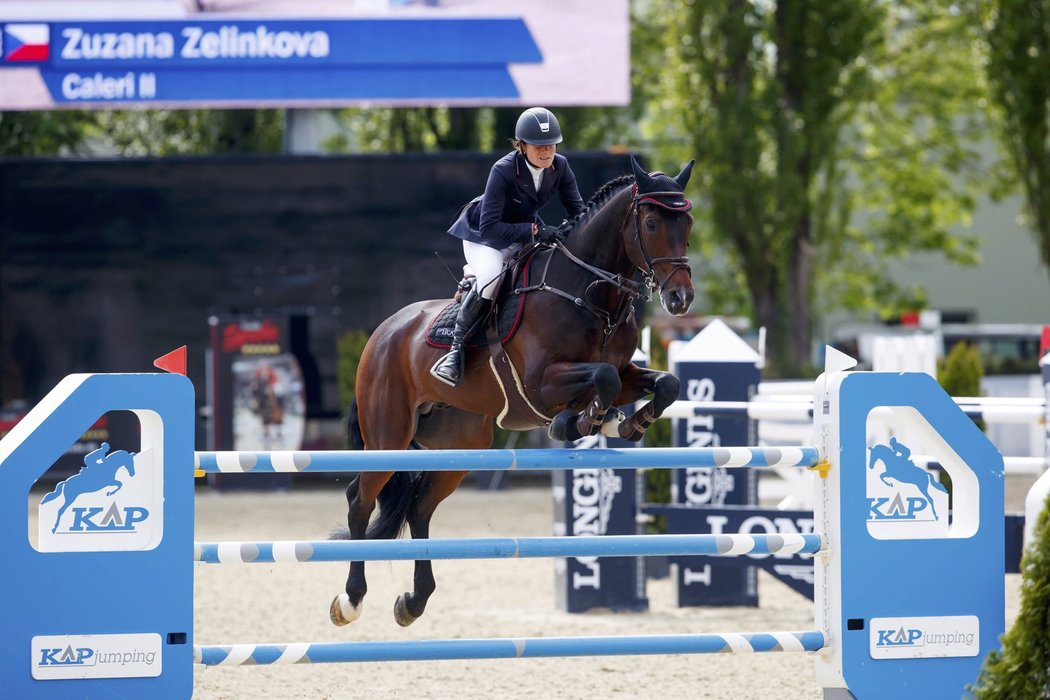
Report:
0,360,1004,699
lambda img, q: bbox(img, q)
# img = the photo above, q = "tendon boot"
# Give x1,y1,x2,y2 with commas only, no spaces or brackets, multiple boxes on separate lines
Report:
430,289,492,387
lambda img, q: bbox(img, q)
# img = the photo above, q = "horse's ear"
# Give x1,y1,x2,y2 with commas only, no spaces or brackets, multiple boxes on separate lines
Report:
630,155,655,190
674,160,695,190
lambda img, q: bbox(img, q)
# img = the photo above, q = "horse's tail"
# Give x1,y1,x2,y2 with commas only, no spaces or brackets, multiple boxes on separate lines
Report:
347,396,365,451
366,471,423,540
330,396,421,541
39,481,64,505
331,471,421,541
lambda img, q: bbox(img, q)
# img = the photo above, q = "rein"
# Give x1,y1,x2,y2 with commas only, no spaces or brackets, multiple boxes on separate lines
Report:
512,184,691,345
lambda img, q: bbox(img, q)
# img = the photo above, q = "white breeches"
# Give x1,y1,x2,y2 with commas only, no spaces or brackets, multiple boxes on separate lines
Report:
463,240,519,300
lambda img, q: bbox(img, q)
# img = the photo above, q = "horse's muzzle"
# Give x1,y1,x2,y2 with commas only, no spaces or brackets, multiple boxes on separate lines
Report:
663,286,694,316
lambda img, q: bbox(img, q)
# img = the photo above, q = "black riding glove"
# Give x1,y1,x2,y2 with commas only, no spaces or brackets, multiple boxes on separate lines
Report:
535,224,563,244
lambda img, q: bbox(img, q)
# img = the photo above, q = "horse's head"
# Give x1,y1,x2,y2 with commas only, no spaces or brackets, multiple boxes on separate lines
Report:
628,156,695,316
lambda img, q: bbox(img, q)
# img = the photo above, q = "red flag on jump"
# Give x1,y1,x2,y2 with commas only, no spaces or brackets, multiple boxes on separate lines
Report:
154,346,187,375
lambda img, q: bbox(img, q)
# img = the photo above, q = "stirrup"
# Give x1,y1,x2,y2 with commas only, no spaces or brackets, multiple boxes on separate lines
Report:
430,349,462,387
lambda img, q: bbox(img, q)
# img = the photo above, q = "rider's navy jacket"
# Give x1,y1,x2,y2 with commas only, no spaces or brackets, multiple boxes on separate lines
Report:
448,151,586,249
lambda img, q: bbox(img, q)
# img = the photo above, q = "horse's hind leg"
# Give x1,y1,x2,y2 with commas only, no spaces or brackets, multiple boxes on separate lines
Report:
394,408,490,626
394,470,470,626
331,372,416,626
331,471,394,626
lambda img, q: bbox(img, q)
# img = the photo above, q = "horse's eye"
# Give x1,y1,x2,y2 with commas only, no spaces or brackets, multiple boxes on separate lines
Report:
645,217,657,233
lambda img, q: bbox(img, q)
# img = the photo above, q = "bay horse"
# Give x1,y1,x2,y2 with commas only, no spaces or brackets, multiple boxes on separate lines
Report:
330,155,695,627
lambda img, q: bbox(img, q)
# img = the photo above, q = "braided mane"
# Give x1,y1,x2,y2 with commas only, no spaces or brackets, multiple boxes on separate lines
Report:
562,174,635,234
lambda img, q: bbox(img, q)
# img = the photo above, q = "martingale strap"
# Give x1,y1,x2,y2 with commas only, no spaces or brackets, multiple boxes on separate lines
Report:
508,177,694,345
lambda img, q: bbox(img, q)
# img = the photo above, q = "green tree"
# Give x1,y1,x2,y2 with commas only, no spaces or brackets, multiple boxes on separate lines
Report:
980,0,1050,285
658,0,985,373
971,492,1050,698
0,109,283,157
97,109,283,155
0,111,98,156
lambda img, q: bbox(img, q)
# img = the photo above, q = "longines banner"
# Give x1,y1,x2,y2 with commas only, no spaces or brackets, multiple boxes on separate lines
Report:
0,0,629,109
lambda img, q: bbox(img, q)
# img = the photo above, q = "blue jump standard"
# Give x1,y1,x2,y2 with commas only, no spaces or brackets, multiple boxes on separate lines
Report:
194,533,825,564
194,445,821,473
195,630,830,665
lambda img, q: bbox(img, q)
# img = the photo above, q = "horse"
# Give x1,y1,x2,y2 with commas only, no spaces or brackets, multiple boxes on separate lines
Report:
330,156,696,628
867,442,948,520
39,442,137,533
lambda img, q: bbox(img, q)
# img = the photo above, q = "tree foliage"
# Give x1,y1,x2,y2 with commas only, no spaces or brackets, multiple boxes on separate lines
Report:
0,109,283,157
980,0,1050,284
97,109,284,155
0,111,97,156
971,492,1050,698
653,0,986,373
0,1,1007,374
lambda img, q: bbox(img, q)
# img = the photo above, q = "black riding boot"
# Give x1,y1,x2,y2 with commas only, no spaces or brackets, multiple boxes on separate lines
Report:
430,290,492,387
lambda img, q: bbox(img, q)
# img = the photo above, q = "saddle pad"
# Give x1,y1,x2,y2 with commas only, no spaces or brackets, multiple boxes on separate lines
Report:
425,249,542,349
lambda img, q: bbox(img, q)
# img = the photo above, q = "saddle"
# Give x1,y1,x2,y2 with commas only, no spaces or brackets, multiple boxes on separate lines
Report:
424,247,548,350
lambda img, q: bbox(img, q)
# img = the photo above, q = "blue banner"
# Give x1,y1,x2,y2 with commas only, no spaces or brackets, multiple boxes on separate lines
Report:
1,18,541,104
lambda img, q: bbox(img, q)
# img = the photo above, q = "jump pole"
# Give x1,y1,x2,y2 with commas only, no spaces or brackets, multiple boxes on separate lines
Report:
0,354,1004,699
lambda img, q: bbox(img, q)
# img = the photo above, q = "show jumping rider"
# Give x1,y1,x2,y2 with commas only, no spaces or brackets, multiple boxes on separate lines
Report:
430,107,587,387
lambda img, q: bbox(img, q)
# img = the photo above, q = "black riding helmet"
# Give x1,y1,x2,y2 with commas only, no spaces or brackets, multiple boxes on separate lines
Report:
515,107,563,146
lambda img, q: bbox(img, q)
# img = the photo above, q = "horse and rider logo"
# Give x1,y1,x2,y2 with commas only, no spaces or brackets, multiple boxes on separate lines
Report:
867,437,949,523
40,442,145,534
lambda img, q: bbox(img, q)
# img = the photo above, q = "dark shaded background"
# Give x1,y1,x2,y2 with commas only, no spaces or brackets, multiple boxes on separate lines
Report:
0,151,629,420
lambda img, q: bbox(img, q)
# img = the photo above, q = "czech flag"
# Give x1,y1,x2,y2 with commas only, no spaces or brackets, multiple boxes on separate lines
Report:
3,24,50,62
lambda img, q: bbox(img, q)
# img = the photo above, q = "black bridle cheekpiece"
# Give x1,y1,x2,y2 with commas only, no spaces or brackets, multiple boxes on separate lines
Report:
628,155,694,291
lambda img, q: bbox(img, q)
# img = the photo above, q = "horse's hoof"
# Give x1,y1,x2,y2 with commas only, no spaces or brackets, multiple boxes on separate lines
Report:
601,409,626,438
393,593,418,627
330,593,362,626
548,411,582,442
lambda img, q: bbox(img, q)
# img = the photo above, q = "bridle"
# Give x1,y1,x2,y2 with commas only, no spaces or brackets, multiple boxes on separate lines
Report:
514,180,692,344
626,184,693,296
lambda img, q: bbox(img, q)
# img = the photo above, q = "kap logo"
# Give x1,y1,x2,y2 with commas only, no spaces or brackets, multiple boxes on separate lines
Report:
37,442,162,553
869,616,979,659
40,442,147,534
38,645,95,667
866,437,948,526
876,626,923,648
31,633,162,680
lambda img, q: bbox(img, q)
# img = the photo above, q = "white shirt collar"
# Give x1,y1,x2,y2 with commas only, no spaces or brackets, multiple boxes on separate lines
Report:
525,159,544,190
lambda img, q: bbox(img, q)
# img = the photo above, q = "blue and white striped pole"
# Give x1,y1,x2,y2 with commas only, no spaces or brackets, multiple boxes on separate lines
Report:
194,533,825,564
194,446,821,474
195,630,829,666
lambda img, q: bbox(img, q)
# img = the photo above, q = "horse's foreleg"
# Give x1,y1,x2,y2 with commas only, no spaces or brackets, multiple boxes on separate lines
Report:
393,470,470,626
331,472,392,626
105,481,123,497
542,363,622,442
574,363,623,438
614,365,680,442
